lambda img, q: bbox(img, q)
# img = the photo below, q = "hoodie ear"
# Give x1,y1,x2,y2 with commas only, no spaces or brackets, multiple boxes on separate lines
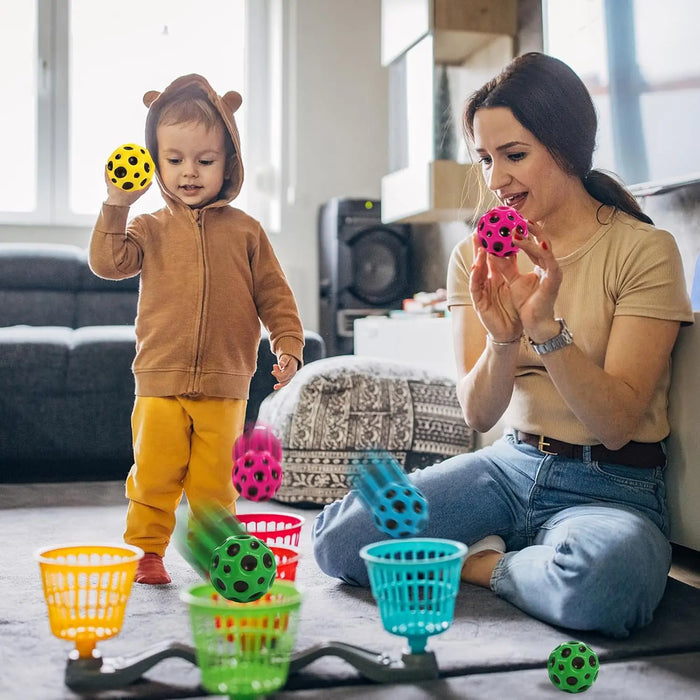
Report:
222,91,243,114
143,90,161,108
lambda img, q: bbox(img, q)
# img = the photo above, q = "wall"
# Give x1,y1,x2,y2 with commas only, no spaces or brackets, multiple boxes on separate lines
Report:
0,0,388,333
274,0,388,331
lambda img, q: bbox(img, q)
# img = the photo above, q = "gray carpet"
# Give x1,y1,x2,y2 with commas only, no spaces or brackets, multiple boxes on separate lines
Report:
275,652,700,699
3,482,700,699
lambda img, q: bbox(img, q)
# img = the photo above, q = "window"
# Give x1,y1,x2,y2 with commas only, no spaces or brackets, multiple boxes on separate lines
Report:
0,0,282,229
0,1,37,214
544,0,700,187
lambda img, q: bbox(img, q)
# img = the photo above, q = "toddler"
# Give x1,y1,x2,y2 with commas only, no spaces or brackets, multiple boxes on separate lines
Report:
89,74,304,584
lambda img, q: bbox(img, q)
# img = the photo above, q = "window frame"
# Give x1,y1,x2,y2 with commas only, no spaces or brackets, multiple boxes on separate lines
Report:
0,0,281,231
543,0,700,188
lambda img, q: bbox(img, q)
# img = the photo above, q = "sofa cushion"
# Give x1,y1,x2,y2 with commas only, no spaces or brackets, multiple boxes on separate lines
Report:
0,244,140,328
0,290,77,327
66,326,136,393
0,324,136,396
0,243,83,290
75,291,138,327
0,326,72,394
0,244,82,327
257,355,474,506
77,259,139,326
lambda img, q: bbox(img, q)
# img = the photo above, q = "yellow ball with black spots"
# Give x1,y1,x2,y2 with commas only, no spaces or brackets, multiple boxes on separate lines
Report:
106,143,154,191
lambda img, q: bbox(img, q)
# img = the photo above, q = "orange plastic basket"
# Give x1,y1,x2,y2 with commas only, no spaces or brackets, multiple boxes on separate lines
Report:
35,544,143,658
270,544,300,582
236,512,305,547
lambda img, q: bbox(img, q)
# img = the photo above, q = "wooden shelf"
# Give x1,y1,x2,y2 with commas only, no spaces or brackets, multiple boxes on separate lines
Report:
381,0,515,222
434,29,508,64
433,0,517,64
382,0,517,66
433,0,517,35
381,160,498,224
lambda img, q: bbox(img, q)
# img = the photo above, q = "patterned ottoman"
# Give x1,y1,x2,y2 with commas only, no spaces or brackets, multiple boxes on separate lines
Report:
257,356,475,506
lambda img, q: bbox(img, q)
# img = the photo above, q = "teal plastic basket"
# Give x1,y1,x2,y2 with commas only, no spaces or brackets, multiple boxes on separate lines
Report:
360,538,468,654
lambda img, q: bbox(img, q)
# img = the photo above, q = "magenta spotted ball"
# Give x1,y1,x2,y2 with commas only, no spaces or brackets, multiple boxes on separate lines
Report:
477,206,528,257
232,424,283,502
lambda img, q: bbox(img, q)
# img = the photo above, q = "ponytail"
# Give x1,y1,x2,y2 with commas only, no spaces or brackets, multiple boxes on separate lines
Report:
583,170,653,225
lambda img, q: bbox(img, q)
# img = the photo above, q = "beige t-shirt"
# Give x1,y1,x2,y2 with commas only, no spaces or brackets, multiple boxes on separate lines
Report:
447,211,694,444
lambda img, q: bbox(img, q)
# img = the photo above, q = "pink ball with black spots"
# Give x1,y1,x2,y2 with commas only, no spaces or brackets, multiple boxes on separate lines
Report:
232,449,283,501
477,206,528,257
232,424,283,502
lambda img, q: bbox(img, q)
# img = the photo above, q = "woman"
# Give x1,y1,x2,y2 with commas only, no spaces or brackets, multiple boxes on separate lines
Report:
312,52,693,638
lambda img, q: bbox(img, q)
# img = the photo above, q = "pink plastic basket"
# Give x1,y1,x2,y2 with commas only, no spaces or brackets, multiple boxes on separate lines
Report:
236,513,305,547
270,544,301,582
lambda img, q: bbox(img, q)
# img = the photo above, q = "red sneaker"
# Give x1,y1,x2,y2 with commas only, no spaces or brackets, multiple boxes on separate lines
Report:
134,552,171,585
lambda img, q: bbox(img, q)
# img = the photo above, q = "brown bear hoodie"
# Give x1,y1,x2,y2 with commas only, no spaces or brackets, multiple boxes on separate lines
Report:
89,74,304,399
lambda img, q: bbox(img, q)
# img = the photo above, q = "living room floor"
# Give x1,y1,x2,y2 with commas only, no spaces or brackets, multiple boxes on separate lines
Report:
4,481,700,699
4,480,700,589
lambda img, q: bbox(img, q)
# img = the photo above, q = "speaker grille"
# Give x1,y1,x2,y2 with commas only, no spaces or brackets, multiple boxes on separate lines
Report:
350,227,408,305
318,198,412,355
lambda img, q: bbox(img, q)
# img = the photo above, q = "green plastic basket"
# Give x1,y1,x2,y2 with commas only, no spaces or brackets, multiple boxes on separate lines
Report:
181,579,302,698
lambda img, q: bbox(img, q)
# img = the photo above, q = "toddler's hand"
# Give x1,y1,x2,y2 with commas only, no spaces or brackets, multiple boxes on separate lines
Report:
103,168,151,207
272,354,299,390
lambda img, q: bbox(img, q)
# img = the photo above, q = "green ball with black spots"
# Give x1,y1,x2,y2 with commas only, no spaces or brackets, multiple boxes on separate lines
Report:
209,534,276,602
548,641,599,693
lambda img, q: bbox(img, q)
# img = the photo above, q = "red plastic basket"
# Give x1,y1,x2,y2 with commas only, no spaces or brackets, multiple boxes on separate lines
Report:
270,544,300,582
236,513,305,547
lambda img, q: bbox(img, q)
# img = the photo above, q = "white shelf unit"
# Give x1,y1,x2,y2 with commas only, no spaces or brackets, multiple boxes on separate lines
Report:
353,315,456,379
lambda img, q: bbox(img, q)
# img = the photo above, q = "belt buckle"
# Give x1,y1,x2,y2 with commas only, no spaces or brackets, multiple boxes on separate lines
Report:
537,435,557,455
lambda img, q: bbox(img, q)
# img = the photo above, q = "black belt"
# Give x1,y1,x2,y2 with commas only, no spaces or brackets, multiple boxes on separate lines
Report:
515,431,665,469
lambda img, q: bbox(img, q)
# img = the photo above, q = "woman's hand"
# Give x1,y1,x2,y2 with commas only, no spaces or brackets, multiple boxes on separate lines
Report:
486,222,563,341
469,233,522,342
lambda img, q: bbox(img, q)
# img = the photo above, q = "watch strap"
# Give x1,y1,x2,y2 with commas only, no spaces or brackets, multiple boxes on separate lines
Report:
528,318,573,355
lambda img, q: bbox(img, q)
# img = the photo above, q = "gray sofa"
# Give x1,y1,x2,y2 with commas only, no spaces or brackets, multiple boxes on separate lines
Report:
0,243,324,483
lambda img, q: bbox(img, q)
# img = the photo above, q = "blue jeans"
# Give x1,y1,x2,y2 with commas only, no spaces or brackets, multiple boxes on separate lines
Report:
312,434,671,638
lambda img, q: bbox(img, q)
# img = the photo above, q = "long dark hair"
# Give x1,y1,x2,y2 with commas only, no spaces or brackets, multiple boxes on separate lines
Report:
464,52,652,225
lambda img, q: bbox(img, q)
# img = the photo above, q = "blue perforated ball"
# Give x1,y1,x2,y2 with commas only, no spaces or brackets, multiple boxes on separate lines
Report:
373,481,429,538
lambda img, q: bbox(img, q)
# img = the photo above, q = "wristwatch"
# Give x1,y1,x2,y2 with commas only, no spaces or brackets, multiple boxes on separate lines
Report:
528,318,573,355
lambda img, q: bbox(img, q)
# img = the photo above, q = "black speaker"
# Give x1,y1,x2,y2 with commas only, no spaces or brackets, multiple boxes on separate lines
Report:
318,197,412,356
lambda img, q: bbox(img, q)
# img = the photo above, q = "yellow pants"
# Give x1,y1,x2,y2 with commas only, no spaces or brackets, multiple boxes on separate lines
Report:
124,395,246,556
